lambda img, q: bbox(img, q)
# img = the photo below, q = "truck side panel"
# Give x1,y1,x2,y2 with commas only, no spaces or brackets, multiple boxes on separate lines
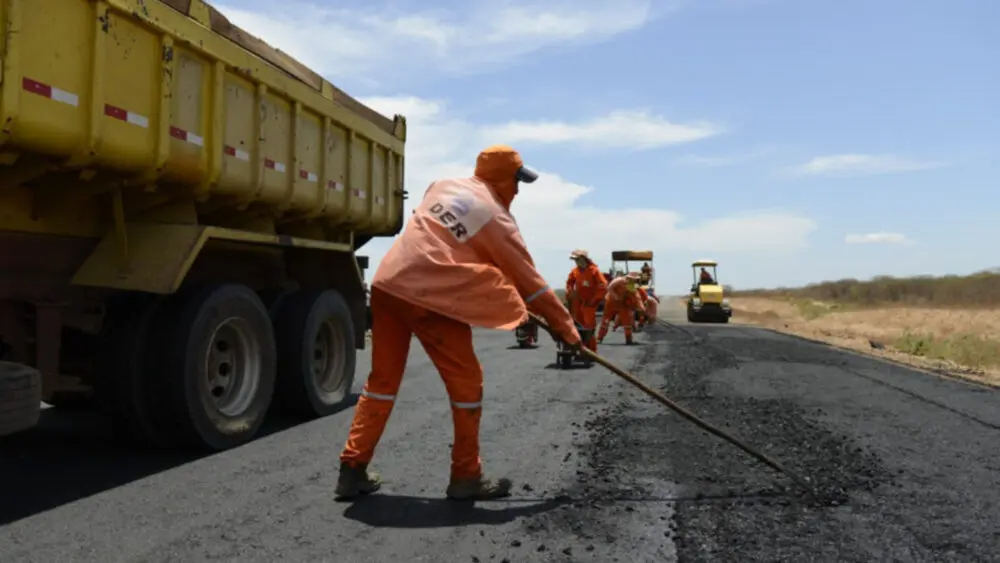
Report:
0,0,404,236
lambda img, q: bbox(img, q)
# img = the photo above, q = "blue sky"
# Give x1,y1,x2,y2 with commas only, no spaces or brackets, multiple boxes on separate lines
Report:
217,0,996,292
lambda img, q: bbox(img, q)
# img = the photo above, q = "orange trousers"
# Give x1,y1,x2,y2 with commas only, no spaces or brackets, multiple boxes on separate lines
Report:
598,301,635,341
340,287,484,479
570,300,599,351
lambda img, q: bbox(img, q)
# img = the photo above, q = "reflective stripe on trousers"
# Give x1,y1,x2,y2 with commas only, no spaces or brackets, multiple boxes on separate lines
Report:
341,287,485,479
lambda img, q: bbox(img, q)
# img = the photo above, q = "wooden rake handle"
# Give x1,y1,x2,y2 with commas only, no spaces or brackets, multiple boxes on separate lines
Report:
528,313,814,494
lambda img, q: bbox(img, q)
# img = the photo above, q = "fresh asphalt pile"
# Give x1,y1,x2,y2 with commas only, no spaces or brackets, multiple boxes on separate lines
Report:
517,321,1000,562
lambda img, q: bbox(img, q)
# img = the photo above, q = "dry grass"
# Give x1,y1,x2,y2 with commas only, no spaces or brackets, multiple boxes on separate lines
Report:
730,271,1000,386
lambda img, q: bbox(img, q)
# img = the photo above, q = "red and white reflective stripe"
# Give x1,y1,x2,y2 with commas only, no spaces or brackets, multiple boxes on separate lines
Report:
223,145,250,161
328,181,344,192
22,78,79,107
352,189,366,199
104,104,149,128
169,126,203,147
263,158,286,173
298,169,318,183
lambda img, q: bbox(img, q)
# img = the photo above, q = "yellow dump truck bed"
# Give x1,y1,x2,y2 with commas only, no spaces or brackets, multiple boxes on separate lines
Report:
0,0,406,237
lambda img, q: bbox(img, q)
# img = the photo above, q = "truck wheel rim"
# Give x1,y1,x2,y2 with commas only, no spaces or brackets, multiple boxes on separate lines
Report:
313,319,346,393
204,317,261,418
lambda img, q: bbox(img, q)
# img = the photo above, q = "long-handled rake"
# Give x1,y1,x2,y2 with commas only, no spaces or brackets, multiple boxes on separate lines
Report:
529,313,815,495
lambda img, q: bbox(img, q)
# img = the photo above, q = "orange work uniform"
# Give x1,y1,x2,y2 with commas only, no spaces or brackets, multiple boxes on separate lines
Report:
565,262,607,351
340,145,581,482
637,287,659,325
598,277,644,344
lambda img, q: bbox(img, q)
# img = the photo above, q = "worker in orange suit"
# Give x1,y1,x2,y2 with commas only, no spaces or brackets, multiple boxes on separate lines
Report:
565,249,607,352
598,273,646,345
336,145,581,502
637,286,659,326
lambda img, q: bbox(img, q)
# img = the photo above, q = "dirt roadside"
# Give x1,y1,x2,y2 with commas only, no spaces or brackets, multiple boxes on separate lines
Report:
720,297,1000,388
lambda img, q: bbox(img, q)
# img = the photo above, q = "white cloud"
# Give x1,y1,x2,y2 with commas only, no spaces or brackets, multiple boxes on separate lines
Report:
673,147,774,167
782,154,949,178
214,0,661,79
844,232,912,245
213,0,815,287
481,110,721,149
357,96,818,285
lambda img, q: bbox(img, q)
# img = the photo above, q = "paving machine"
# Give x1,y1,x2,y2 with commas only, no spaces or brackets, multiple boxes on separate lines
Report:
687,259,732,323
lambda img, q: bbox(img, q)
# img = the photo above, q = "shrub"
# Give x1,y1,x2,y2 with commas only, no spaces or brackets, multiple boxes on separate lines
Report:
733,271,1000,309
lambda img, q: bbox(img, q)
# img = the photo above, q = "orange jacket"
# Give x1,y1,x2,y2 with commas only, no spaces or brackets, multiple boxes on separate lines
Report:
637,287,659,311
605,277,643,310
637,287,659,303
372,146,578,343
566,263,608,307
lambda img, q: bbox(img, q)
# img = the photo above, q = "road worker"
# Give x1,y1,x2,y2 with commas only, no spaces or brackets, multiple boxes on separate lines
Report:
637,285,659,326
640,262,653,284
699,267,714,285
565,249,608,352
336,144,581,502
598,272,646,345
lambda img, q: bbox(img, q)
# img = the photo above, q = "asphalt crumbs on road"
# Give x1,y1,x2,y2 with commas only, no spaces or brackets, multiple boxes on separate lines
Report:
546,319,1000,562
2,314,999,562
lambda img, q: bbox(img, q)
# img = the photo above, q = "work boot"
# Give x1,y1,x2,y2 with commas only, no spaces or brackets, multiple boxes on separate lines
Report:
625,336,634,345
334,462,382,500
446,475,513,501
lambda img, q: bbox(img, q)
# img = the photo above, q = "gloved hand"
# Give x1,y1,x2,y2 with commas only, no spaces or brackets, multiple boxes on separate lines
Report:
556,323,582,350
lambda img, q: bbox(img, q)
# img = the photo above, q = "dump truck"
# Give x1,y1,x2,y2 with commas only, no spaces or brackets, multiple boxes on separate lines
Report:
0,0,407,451
686,259,731,323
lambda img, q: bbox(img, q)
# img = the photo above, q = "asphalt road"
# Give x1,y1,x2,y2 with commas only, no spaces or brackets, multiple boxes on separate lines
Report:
2,300,999,562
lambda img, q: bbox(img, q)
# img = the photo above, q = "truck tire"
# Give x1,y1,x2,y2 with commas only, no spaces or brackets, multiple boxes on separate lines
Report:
274,289,356,417
258,287,296,322
0,362,41,436
95,293,169,446
147,284,277,451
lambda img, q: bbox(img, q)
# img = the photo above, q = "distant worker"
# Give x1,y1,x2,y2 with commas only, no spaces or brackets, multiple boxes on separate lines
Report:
699,267,714,285
598,272,646,345
565,249,608,352
637,285,659,326
336,145,582,502
640,262,653,284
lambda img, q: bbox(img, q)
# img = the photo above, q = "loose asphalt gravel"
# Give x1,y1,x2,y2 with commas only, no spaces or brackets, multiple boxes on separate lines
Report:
2,300,999,562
